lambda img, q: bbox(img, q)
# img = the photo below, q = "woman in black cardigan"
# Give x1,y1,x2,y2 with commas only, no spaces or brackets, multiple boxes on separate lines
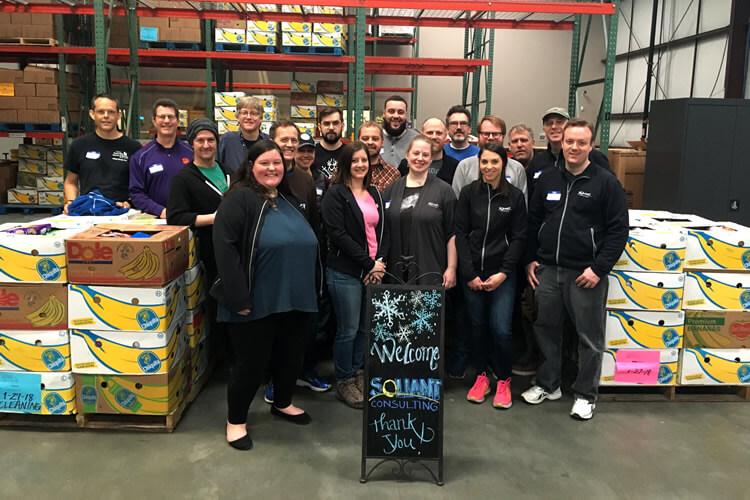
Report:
213,140,319,450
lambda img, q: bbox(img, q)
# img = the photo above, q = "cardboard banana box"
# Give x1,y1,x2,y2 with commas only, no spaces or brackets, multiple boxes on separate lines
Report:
246,30,277,46
0,329,70,372
0,226,83,282
0,283,68,330
312,33,342,47
685,222,750,271
613,228,686,273
683,272,750,311
606,271,684,311
214,106,237,122
217,120,239,134
601,348,679,386
252,95,278,108
247,21,277,32
183,262,207,310
215,28,246,44
0,371,76,415
679,348,750,385
185,304,209,349
18,144,49,161
605,310,684,349
65,224,188,286
213,91,246,107
187,228,200,269
191,337,212,383
7,188,38,205
684,310,750,348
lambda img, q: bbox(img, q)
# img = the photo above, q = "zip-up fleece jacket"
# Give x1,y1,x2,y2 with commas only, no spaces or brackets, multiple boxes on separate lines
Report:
525,163,628,277
455,180,527,283
321,183,390,279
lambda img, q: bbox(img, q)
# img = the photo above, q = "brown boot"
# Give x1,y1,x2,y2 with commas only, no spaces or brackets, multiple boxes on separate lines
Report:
335,378,363,409
354,369,365,394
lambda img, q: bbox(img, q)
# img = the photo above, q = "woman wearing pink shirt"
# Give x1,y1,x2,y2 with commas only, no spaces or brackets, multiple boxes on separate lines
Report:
321,141,390,409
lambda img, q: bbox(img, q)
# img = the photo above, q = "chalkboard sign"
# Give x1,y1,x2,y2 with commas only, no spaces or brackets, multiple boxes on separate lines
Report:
361,284,444,483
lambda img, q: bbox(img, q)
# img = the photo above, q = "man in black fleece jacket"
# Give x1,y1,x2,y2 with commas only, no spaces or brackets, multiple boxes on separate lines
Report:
521,118,628,421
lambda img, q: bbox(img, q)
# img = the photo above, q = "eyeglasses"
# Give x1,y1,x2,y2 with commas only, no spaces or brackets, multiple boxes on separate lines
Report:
479,131,503,139
238,110,261,118
448,121,469,128
155,114,176,121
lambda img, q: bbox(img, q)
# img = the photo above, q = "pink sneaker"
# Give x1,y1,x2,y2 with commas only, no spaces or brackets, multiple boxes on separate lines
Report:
493,377,512,409
467,373,491,403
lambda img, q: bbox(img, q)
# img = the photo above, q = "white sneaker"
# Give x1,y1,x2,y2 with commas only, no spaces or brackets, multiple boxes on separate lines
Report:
521,385,562,404
570,398,595,420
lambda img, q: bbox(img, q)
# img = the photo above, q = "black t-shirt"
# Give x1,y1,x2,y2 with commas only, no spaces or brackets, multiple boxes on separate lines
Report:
428,158,443,177
399,186,423,258
64,132,142,202
315,143,344,181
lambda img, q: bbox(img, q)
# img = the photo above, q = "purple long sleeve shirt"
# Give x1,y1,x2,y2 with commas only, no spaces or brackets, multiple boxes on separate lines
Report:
129,138,193,216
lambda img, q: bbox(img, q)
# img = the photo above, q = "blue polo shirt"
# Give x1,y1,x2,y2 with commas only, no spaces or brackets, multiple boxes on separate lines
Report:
129,138,193,216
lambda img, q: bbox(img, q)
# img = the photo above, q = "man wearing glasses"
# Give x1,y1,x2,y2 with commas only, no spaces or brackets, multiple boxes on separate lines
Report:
217,96,269,173
314,107,345,181
450,115,527,202
444,105,479,162
129,98,193,218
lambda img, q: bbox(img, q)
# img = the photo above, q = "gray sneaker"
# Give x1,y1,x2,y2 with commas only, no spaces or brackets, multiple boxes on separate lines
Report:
335,378,363,409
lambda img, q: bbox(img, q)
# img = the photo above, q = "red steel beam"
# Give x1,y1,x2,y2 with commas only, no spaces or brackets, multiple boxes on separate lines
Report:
110,79,415,92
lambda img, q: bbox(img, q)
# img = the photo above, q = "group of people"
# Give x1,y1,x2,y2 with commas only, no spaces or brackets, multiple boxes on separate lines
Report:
62,93,628,451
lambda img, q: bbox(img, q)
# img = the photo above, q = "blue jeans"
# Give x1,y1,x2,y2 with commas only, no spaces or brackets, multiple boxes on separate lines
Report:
327,268,367,382
463,271,517,379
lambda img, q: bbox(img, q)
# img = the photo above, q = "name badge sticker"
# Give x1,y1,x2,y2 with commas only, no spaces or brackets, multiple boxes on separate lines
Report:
85,151,101,160
533,170,543,179
148,163,164,174
546,191,561,201
316,187,323,196
385,200,391,209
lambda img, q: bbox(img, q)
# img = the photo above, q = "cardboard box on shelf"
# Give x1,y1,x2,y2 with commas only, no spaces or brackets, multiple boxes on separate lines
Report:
314,23,345,34
170,17,201,29
68,278,185,332
65,224,188,286
15,171,38,189
217,120,239,135
191,338,212,384
290,80,316,93
246,30,277,46
0,96,25,110
213,91,246,107
685,223,750,271
247,20,277,32
23,66,57,85
26,97,58,111
47,163,64,177
262,109,277,121
0,283,68,330
21,24,55,39
0,110,16,122
9,12,32,25
281,22,312,32
316,93,345,107
7,188,38,204
184,304,208,349
606,270,684,311
280,5,304,13
180,28,202,42
290,92,317,106
18,158,46,175
36,176,64,192
31,13,54,25
3,25,22,38
380,25,416,37
679,348,750,385
684,310,750,349
18,144,48,160
216,19,246,30
214,107,237,121
0,371,76,415
187,229,200,269
613,228,687,273
39,191,63,206
605,310,684,349
215,28,246,44
37,110,60,123
140,17,169,29
317,80,344,94
12,83,35,97
313,6,344,15
34,83,58,97
260,121,273,136
0,225,83,283
295,122,315,136
0,330,70,372
600,348,679,386
291,105,316,120
46,149,64,163
0,69,24,85
282,32,311,47
252,95,278,108
683,271,750,311
312,32,342,48
71,322,187,375
160,27,181,41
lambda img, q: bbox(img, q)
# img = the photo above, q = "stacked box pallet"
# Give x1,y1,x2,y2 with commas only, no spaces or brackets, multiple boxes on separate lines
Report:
64,224,192,416
253,95,278,136
215,19,247,44
246,18,278,49
281,5,312,50
214,91,245,135
8,144,64,205
0,66,82,126
290,80,316,136
1,12,56,40
602,209,688,386
0,221,79,417
140,18,203,43
313,6,346,51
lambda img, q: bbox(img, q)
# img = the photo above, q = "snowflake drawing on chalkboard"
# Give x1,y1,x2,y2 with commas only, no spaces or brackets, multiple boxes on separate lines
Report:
409,290,424,308
423,290,441,310
410,307,435,335
372,322,392,342
372,290,406,327
394,324,413,344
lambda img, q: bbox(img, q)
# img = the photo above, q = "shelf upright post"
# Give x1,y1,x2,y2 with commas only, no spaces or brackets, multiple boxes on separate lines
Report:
354,7,366,134
470,24,482,131
599,1,619,155
568,14,581,117
346,21,354,139
205,19,214,120
126,0,139,138
410,27,419,125
55,14,69,163
485,15,494,116
93,0,108,94
461,15,469,106
370,24,378,116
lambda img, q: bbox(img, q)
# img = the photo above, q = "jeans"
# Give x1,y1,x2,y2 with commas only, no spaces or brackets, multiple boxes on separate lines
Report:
533,264,608,402
463,271,517,379
327,268,367,382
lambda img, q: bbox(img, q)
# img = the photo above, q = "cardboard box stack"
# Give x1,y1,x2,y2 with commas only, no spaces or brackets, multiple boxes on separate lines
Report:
0,221,78,417
1,12,57,40
8,143,64,205
290,79,347,137
608,148,646,209
215,19,247,44
253,94,278,136
140,18,203,43
312,6,346,50
214,91,245,135
0,66,82,126
281,5,312,49
65,224,193,416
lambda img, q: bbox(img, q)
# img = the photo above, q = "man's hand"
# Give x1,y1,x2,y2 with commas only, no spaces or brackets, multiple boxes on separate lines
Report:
237,308,250,316
159,208,167,219
116,201,131,209
467,277,484,291
575,267,600,288
63,201,72,215
526,261,540,289
442,267,457,289
482,272,507,292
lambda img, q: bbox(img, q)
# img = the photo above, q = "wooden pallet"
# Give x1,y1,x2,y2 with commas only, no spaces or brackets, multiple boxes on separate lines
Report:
0,412,78,430
598,385,750,402
76,399,187,433
0,37,58,46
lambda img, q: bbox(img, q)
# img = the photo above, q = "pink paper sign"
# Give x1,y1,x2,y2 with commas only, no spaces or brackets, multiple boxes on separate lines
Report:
614,350,661,384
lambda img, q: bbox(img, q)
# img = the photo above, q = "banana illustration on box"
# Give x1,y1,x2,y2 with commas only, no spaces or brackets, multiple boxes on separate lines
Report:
686,230,750,270
118,246,160,280
605,310,684,348
0,330,70,372
24,295,66,327
1,372,76,414
683,272,750,310
184,263,206,310
601,349,678,385
0,245,66,282
680,348,750,384
607,271,684,310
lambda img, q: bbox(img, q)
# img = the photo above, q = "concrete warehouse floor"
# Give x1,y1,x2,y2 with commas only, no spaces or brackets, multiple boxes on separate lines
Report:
1,212,750,498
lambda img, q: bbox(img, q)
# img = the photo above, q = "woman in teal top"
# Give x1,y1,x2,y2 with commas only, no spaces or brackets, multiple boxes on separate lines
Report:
213,140,320,451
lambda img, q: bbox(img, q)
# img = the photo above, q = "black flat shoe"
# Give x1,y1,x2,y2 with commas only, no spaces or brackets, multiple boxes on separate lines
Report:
271,406,312,425
228,434,253,450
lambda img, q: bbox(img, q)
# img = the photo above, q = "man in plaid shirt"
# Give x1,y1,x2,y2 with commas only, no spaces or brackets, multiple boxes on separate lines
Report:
358,121,401,192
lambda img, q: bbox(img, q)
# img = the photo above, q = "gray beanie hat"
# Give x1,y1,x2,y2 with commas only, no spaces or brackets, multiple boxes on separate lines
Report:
186,117,219,145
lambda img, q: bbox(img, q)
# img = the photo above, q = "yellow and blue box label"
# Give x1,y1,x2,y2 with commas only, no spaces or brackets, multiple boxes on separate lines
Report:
214,107,237,121
606,271,684,311
282,32,311,46
295,122,315,136
605,310,684,349
213,91,246,107
290,79,316,93
215,28,246,44
291,105,316,119
313,23,345,34
46,149,63,163
683,272,750,311
187,229,200,269
252,95,278,108
0,330,70,372
614,229,686,272
247,20,277,32
36,176,64,192
601,349,679,385
47,163,64,177
18,144,48,160
0,227,82,282
246,30,277,46
679,348,750,385
312,32,342,47
316,93,345,107
281,22,311,32
39,191,64,206
18,158,46,175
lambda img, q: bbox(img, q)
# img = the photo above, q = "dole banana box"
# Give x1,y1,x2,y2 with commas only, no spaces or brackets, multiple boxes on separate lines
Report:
39,192,63,205
291,105,316,119
17,144,48,161
683,272,750,311
0,330,70,372
605,310,684,348
685,223,750,271
217,120,239,135
679,348,750,385
187,228,200,269
613,228,686,273
7,188,38,204
65,224,188,286
36,176,64,192
215,28,246,44
70,322,187,375
281,22,311,32
46,149,63,163
295,122,315,136
75,352,190,415
16,171,39,188
214,106,237,121
213,91,246,108
68,278,185,332
246,30,277,46
18,158,46,175
183,262,207,310
282,32,311,47
600,348,679,386
185,304,209,348
0,371,76,415
0,283,67,330
316,94,345,107
606,271,684,311
247,20,277,32
252,95,278,108
684,311,750,348
0,226,83,282
290,80,316,93
312,33,342,48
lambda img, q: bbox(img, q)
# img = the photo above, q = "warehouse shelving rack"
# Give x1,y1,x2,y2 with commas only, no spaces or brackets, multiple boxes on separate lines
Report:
0,1,618,152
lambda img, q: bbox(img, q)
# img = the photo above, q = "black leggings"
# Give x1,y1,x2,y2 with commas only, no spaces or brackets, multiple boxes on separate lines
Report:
226,311,308,425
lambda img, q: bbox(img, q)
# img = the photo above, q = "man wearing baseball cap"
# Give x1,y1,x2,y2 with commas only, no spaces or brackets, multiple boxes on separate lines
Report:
526,107,610,198
294,132,326,198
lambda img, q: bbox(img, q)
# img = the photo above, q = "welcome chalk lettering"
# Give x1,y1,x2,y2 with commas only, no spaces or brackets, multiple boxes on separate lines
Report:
370,338,440,370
